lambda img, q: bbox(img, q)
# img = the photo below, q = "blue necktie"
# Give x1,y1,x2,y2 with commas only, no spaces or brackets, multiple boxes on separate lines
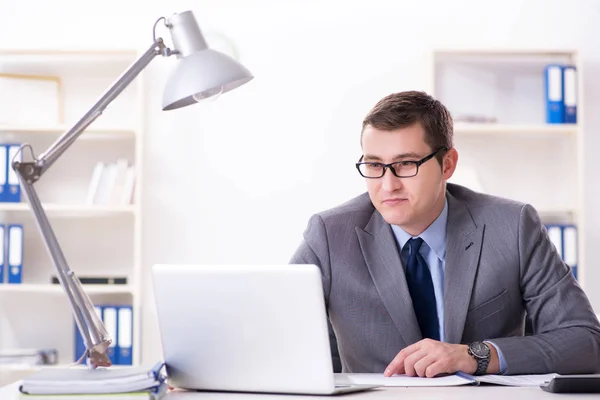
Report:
404,237,440,341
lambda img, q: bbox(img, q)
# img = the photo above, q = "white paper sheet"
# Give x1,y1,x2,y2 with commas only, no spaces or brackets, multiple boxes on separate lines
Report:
345,373,475,387
476,373,558,387
343,372,559,388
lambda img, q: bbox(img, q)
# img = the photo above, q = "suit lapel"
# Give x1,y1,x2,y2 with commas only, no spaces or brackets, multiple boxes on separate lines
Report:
443,192,485,344
356,211,422,346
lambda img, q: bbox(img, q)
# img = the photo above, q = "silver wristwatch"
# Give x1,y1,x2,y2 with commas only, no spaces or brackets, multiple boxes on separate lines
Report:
467,341,491,375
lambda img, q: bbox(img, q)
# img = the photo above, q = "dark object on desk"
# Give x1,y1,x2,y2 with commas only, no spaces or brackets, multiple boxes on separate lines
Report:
51,276,127,285
541,375,600,393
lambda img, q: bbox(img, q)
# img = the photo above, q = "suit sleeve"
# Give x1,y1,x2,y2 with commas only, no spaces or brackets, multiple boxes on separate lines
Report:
289,214,341,372
289,214,332,302
488,204,600,374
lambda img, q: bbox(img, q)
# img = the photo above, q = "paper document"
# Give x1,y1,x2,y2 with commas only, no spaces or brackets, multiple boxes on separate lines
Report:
344,372,559,387
477,373,558,387
345,373,474,387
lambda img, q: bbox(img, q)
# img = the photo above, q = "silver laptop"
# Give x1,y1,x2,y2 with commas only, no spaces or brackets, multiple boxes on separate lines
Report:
151,263,379,395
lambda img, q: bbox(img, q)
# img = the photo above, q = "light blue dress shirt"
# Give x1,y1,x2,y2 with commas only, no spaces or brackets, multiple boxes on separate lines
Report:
390,197,507,374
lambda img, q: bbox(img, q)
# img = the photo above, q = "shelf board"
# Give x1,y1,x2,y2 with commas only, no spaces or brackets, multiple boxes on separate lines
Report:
454,123,579,135
433,49,578,75
434,49,577,66
0,49,138,64
0,284,134,295
0,124,136,138
537,207,577,215
537,207,578,223
0,203,136,216
435,48,577,57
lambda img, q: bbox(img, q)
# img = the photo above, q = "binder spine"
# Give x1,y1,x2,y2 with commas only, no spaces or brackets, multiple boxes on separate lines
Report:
102,305,119,365
545,64,564,124
563,65,578,123
117,305,133,365
6,144,21,203
0,224,4,283
7,224,23,284
0,145,7,202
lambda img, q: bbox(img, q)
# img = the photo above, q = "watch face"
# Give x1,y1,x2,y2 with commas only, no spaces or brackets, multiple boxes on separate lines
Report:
470,342,490,358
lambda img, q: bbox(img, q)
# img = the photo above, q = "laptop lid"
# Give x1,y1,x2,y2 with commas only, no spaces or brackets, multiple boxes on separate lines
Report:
151,263,339,395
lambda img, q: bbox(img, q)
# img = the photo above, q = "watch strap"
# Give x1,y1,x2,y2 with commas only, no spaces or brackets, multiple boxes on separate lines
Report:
475,353,490,375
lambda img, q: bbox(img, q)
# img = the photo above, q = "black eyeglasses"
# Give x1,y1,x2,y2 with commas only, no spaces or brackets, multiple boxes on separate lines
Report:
355,148,447,179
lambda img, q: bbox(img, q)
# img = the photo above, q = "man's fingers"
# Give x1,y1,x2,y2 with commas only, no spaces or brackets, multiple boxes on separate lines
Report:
413,355,437,377
402,350,427,377
384,343,422,376
425,361,448,378
384,356,405,377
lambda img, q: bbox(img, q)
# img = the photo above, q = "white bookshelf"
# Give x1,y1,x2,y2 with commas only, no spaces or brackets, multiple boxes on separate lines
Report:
453,122,579,136
0,283,135,295
431,48,585,286
0,48,144,378
0,125,136,137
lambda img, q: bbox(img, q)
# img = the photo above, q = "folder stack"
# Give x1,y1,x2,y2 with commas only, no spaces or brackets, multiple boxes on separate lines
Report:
0,223,24,284
544,64,578,124
0,143,22,203
19,361,166,397
545,224,578,279
74,304,134,365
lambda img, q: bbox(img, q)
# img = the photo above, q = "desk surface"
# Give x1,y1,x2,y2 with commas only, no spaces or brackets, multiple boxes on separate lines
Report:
2,381,599,399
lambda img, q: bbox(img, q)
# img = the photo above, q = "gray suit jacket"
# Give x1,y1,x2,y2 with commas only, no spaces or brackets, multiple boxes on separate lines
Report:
290,183,600,374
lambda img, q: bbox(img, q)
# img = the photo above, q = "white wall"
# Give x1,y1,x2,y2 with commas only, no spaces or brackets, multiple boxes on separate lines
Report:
2,0,600,364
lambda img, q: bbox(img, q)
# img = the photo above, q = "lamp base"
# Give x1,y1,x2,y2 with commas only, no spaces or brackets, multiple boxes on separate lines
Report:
88,344,112,368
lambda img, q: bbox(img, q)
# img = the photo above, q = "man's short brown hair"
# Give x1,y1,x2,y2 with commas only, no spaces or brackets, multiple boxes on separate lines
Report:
361,91,453,163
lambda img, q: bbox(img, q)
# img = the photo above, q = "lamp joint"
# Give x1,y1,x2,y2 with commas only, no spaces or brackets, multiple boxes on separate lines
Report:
14,161,42,184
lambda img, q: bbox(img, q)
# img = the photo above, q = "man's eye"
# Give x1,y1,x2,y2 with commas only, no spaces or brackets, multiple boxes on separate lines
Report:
365,163,383,169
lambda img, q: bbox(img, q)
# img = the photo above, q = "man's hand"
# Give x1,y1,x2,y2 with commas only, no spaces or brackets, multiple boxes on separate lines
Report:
384,339,494,378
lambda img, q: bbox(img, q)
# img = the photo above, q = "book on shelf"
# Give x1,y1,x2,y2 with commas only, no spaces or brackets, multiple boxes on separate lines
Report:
18,361,166,398
86,159,136,206
51,276,128,285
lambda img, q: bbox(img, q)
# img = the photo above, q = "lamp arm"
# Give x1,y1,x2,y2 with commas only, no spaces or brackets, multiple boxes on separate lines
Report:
12,38,169,368
39,39,167,173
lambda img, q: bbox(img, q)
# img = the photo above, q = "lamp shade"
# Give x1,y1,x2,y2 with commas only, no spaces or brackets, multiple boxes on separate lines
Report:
162,48,253,111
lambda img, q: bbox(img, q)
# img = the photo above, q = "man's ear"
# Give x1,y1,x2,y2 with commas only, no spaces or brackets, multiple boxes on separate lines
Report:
442,148,459,180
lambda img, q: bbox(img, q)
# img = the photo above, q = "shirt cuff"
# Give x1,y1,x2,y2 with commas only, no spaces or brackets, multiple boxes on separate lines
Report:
484,340,507,375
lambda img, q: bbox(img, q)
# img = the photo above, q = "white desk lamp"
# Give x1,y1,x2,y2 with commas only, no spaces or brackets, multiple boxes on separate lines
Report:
12,10,253,368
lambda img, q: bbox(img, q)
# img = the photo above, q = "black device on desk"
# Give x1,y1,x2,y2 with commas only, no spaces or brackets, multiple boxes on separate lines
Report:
541,375,600,393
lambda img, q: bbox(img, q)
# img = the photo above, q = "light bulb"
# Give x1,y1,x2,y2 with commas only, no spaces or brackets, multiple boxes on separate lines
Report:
192,85,224,103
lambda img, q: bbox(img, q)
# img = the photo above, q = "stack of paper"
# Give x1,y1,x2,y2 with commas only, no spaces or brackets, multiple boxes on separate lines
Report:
18,362,166,398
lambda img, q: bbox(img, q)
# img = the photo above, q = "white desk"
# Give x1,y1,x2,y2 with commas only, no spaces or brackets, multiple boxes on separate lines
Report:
2,381,598,399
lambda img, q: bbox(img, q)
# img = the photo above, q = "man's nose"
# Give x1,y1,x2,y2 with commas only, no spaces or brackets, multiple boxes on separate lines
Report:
380,167,403,192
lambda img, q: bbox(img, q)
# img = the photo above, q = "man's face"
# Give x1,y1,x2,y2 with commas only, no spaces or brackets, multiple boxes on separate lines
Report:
360,123,457,235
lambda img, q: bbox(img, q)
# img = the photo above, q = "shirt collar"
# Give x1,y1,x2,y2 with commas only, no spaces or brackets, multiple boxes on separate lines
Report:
391,197,448,261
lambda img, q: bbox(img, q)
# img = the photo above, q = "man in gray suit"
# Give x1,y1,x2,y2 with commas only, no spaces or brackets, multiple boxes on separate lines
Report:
290,91,600,377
